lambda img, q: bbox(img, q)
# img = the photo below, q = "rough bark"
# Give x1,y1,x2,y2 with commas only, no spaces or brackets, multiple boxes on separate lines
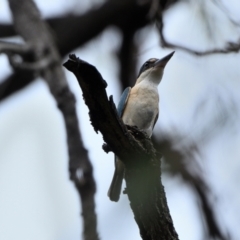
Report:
64,54,179,240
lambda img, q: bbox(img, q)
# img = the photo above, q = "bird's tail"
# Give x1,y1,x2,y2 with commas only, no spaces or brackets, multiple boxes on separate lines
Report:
108,158,124,202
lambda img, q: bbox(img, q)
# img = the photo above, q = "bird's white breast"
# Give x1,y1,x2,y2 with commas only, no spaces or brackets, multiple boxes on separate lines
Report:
122,81,159,137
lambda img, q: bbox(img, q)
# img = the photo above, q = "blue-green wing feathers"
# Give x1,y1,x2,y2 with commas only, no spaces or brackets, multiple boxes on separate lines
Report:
117,87,131,117
153,112,159,130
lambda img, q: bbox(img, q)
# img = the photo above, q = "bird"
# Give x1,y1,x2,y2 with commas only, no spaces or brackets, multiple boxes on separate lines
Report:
108,51,175,202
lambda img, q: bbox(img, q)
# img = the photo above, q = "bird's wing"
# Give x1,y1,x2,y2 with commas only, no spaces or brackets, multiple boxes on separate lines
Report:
117,87,131,117
152,112,159,130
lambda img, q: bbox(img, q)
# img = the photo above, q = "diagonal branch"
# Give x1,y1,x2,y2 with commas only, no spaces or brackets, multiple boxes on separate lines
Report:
63,54,179,240
7,0,99,239
156,11,240,55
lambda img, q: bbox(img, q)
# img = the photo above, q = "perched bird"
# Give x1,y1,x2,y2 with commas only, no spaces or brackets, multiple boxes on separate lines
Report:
108,51,175,202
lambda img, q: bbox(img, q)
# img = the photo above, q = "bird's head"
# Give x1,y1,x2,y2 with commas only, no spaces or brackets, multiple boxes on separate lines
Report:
136,51,174,84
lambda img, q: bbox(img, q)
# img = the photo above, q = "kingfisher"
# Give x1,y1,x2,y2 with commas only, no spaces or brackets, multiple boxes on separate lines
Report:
108,51,175,202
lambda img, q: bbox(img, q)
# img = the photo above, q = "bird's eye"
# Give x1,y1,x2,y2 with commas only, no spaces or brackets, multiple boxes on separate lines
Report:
144,62,149,68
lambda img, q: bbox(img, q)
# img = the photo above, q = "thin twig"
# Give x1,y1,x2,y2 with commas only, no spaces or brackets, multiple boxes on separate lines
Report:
0,40,31,54
156,12,240,55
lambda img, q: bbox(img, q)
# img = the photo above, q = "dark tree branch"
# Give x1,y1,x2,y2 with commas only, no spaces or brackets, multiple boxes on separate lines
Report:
0,0,152,55
57,88,98,240
7,0,99,239
0,23,16,38
0,0,153,102
0,71,34,101
51,0,152,57
156,10,240,55
117,29,138,90
2,0,239,57
153,135,228,240
64,54,179,240
153,94,237,239
116,0,179,92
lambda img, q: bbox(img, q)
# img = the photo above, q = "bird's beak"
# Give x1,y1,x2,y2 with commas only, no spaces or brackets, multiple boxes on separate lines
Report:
154,51,175,68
